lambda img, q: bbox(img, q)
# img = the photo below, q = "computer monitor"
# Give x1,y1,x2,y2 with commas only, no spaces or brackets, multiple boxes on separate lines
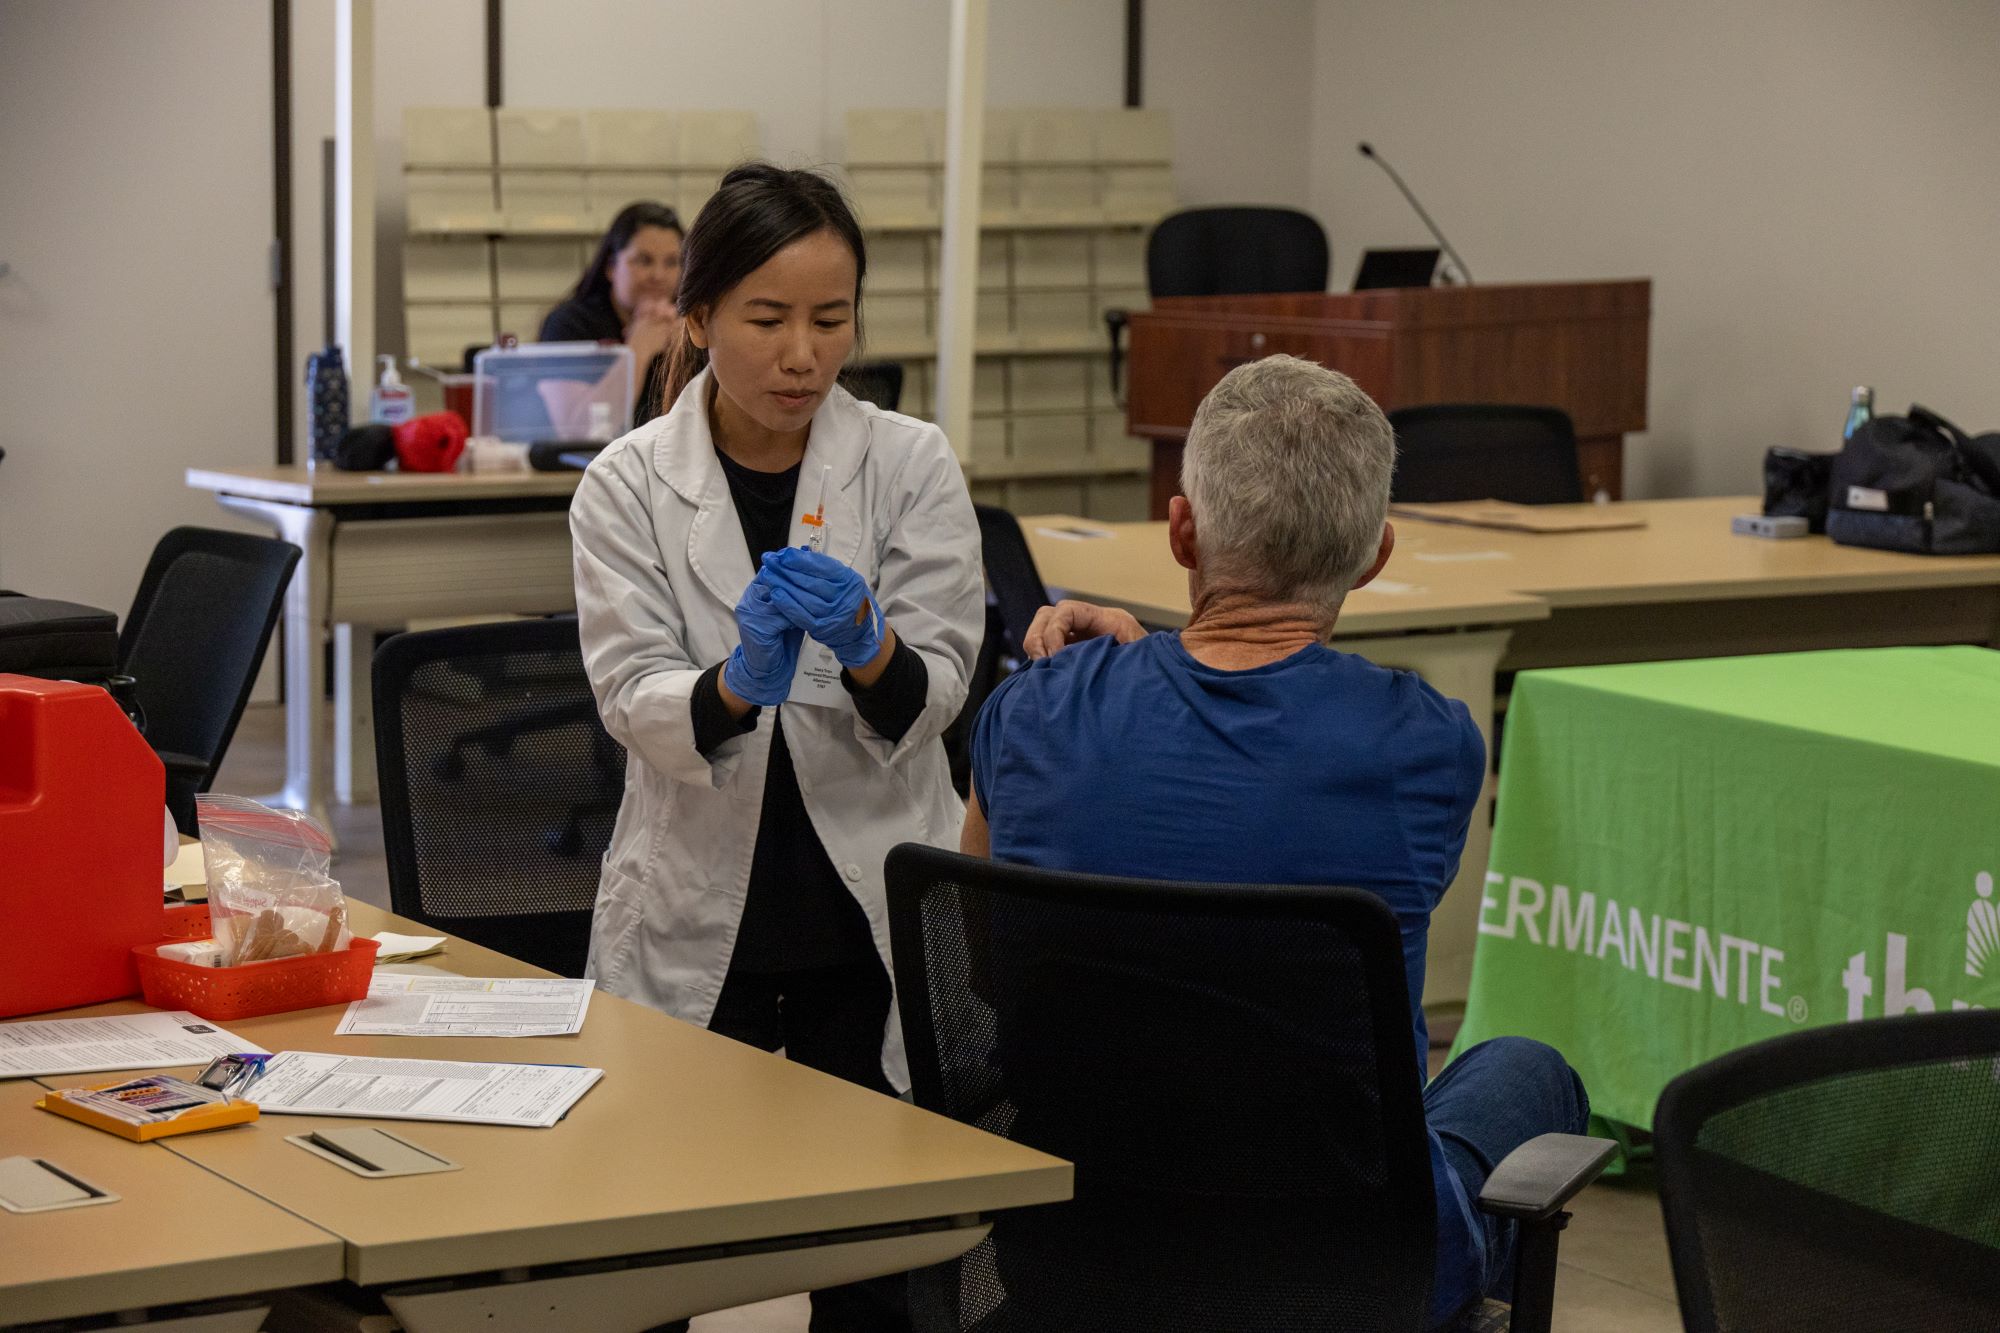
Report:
471,342,635,445
1352,247,1441,291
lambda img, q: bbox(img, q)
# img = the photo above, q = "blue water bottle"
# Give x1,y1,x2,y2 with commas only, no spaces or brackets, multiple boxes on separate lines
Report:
305,345,350,467
1843,385,1874,441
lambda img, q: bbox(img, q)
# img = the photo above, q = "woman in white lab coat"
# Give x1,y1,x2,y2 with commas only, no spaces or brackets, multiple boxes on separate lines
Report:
568,167,981,1330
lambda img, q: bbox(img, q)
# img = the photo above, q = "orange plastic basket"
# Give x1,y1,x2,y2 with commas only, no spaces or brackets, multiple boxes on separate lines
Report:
133,937,379,1021
160,903,212,941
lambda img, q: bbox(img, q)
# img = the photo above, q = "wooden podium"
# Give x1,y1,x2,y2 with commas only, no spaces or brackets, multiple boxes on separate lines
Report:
1125,280,1650,517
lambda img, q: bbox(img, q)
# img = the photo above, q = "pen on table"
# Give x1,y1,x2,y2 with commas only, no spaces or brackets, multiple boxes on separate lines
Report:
226,1054,271,1098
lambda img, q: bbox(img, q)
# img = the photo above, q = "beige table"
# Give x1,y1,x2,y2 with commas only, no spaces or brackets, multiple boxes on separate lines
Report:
185,467,585,831
0,1082,341,1330
28,903,1071,1333
1023,498,2000,1008
1392,496,2000,667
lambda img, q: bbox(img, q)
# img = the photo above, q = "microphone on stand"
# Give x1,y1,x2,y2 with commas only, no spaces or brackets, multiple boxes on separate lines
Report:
1357,142,1473,285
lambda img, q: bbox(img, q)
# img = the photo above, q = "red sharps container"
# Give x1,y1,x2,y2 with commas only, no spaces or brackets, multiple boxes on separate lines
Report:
0,674,166,1016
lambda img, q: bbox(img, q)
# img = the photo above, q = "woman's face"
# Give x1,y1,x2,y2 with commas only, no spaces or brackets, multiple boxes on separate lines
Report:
691,228,859,440
607,225,683,314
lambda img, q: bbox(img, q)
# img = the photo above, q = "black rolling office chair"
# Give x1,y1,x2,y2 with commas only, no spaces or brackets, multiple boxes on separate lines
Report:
839,360,905,412
372,617,624,977
1388,404,1585,505
974,504,1055,663
120,527,300,834
887,844,1613,1332
1656,1010,2000,1333
1105,206,1331,399
944,505,1054,796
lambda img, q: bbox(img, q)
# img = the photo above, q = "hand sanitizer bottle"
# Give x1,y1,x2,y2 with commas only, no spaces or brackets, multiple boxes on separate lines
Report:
371,355,415,426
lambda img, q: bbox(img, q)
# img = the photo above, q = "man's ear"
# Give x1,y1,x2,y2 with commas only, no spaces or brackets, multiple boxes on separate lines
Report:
1167,494,1198,572
685,304,710,350
1349,522,1397,591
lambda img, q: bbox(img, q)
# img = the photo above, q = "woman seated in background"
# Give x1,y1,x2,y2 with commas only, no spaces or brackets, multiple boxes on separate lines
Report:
540,200,683,417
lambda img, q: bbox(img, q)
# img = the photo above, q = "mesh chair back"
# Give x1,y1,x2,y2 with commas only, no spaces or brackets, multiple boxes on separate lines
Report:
372,617,623,977
1656,1010,2000,1333
886,844,1436,1332
118,526,299,787
840,360,905,413
1147,207,1329,300
973,505,1051,662
1388,404,1584,505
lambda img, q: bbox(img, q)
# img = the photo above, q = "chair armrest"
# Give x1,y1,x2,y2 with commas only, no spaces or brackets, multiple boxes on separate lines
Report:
155,750,209,780
1476,1133,1617,1222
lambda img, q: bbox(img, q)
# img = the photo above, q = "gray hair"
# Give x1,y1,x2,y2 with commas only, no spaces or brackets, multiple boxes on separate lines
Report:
1179,354,1395,609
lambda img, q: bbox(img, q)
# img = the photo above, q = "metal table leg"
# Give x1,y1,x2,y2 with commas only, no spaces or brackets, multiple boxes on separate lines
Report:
213,496,334,840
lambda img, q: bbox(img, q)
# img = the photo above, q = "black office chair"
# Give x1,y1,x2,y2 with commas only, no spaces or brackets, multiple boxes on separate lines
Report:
372,617,624,977
1388,405,1584,506
839,360,905,413
1655,1010,2000,1333
119,527,300,834
974,504,1054,662
944,506,1054,796
1106,206,1331,399
887,844,1613,1332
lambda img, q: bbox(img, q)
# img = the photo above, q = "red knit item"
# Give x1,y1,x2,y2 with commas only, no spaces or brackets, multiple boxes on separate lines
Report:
392,412,468,473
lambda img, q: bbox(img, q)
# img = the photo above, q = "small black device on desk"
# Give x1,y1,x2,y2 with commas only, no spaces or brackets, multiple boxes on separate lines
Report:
1353,247,1441,291
528,441,608,472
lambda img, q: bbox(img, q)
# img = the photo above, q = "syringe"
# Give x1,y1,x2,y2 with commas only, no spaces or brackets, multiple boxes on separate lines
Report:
801,464,831,552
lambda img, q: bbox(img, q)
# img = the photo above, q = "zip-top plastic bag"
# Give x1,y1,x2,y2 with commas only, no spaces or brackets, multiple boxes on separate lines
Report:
194,794,351,966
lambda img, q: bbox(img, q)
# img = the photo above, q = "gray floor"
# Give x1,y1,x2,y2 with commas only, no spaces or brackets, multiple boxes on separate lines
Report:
215,703,1683,1332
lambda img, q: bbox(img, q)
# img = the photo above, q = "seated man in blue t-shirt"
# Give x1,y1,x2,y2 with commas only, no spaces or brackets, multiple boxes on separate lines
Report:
964,354,1588,1328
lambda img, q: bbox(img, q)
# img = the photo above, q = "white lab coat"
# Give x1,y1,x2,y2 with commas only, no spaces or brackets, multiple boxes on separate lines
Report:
569,370,984,1090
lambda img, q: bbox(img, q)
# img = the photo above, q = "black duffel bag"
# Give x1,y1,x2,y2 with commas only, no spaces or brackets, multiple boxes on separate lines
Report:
0,594,118,681
1826,406,2000,555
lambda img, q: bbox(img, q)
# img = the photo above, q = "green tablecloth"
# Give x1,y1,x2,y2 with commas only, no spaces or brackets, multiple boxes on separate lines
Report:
1452,646,2000,1129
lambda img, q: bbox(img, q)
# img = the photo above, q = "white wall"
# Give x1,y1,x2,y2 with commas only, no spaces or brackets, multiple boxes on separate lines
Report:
0,0,276,613
1309,0,2000,498
284,0,1314,449
1147,0,1316,211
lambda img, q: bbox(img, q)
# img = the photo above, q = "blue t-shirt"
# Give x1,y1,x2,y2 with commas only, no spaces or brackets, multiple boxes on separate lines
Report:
971,632,1488,1323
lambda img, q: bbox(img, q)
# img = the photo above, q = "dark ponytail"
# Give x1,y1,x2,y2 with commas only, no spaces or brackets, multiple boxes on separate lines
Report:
660,162,868,416
572,200,682,306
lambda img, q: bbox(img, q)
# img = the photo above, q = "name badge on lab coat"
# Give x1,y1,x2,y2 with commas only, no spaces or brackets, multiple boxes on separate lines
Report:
788,639,848,707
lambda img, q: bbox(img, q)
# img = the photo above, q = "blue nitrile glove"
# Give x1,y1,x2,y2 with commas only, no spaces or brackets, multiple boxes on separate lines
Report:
722,574,805,707
760,546,885,670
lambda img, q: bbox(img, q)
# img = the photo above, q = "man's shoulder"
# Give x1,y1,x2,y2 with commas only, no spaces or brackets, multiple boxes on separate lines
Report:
981,634,1141,720
1325,649,1470,716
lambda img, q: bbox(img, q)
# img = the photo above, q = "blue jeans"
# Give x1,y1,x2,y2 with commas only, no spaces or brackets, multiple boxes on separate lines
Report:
1424,1037,1591,1313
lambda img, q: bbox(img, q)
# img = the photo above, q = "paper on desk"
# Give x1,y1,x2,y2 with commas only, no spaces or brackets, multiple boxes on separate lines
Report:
1389,500,1645,534
164,838,209,901
335,976,593,1038
1032,523,1115,542
165,839,207,888
0,1011,266,1079
1412,549,1511,563
248,1051,603,1127
369,932,449,964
